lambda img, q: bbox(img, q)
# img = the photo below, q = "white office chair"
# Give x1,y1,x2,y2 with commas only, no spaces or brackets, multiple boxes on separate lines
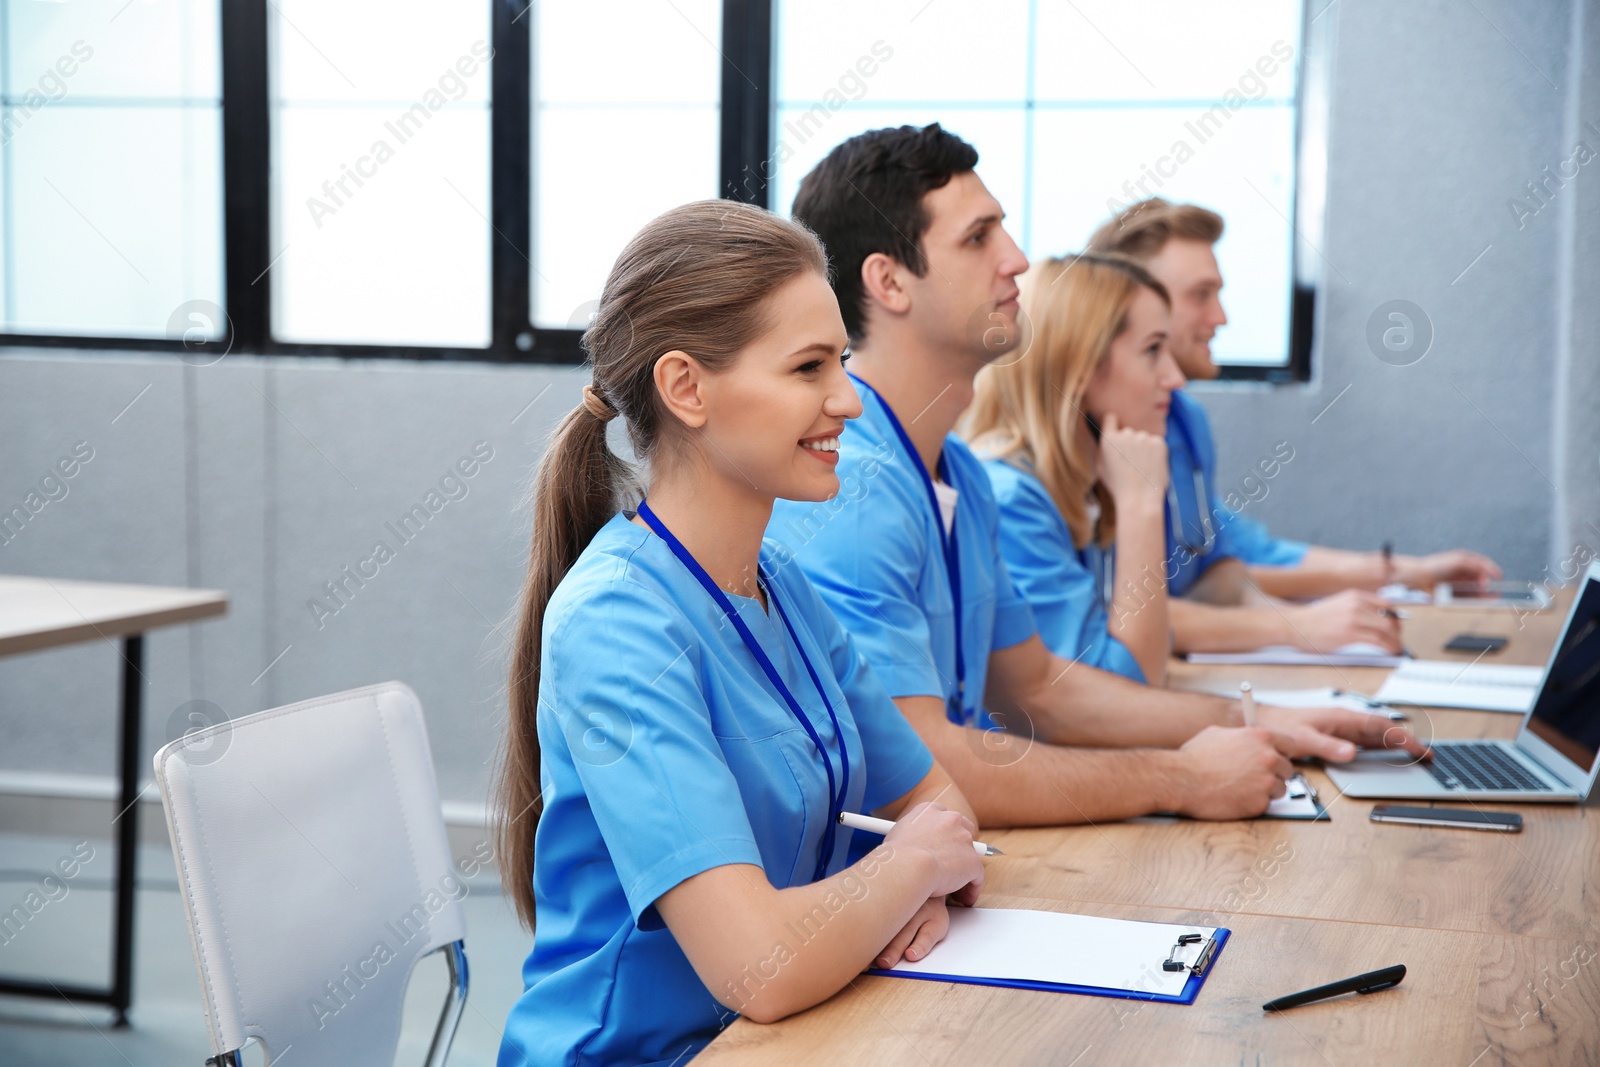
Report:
153,681,468,1067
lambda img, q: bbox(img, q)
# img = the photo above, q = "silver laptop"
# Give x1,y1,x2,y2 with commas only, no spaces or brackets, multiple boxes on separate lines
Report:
1327,559,1600,802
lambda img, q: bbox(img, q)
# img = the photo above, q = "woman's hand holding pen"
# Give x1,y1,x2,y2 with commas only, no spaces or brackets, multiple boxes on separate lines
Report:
883,802,985,905
1095,412,1169,509
873,803,986,970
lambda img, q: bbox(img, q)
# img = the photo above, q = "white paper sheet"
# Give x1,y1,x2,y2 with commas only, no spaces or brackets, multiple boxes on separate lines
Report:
1198,686,1398,716
1185,643,1405,667
879,906,1217,998
1374,660,1542,713
1379,583,1433,604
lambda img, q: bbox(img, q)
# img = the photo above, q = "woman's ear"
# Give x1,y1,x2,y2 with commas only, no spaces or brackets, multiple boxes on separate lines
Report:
653,350,709,429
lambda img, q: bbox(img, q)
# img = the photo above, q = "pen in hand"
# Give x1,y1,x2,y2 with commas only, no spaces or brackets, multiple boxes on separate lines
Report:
838,811,1003,857
1239,681,1258,728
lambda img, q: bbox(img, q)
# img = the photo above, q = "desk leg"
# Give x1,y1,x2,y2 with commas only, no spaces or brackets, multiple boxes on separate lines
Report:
111,633,143,1027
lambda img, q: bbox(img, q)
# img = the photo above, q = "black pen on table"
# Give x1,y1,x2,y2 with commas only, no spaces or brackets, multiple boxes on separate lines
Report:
1263,964,1406,1011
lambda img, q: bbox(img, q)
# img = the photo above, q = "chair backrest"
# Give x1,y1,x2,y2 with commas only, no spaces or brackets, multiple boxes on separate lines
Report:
154,681,468,1066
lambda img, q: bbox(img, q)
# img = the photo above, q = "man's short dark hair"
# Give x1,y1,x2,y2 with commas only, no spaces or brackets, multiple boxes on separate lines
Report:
791,124,979,343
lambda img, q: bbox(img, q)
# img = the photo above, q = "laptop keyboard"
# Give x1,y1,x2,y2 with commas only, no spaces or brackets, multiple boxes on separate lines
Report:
1425,743,1551,792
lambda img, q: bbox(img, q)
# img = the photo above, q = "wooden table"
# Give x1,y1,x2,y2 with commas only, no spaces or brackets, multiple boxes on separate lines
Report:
0,576,227,1023
700,593,1600,1065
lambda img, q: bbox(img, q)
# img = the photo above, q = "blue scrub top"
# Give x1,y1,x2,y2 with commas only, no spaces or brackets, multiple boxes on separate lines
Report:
766,384,1038,731
1166,390,1308,597
982,458,1146,683
499,513,934,1067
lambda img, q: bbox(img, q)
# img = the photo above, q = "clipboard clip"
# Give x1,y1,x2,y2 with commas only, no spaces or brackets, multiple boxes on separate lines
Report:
1162,933,1219,975
1286,773,1319,804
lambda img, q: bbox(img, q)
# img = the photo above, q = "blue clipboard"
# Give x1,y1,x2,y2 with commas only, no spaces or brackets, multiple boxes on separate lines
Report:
865,927,1231,1005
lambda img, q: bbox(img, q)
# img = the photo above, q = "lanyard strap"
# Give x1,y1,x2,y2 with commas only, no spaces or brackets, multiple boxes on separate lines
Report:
636,499,849,883
1167,409,1216,555
1081,540,1116,612
849,373,967,720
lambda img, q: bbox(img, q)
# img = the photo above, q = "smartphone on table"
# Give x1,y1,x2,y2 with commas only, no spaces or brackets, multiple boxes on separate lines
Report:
1369,805,1522,832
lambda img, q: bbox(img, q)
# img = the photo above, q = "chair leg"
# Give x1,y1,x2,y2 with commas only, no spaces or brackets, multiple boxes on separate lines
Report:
423,940,469,1067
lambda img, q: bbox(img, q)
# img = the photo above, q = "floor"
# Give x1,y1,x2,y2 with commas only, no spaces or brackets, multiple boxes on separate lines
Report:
0,831,531,1066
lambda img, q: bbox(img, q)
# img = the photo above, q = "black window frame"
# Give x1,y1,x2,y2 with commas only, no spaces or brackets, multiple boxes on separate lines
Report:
0,0,1318,381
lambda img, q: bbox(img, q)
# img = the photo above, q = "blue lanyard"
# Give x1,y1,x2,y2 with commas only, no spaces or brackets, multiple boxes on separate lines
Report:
849,373,968,722
636,499,849,883
1166,408,1216,556
1082,540,1116,612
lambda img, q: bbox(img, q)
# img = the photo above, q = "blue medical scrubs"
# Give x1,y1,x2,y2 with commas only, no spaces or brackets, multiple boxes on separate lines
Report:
1166,390,1308,597
982,458,1145,683
766,383,1037,731
499,514,933,1067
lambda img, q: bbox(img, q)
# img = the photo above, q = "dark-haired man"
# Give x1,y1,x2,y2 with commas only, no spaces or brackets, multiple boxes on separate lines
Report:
1087,199,1501,649
767,124,1425,827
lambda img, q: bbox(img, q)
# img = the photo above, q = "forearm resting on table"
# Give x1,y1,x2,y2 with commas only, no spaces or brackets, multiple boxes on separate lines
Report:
656,849,939,1024
1248,546,1384,599
1169,597,1292,653
984,635,1233,749
1183,556,1251,606
893,694,1190,827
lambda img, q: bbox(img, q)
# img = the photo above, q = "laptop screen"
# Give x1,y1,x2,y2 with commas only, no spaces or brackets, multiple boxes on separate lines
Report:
1525,569,1600,778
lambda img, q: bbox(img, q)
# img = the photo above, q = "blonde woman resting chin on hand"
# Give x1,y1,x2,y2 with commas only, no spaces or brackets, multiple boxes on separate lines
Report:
964,253,1182,686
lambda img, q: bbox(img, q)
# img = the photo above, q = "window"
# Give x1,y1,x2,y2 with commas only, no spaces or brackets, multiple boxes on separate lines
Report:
0,0,1321,378
0,0,223,339
530,0,721,328
773,0,1306,373
269,0,492,347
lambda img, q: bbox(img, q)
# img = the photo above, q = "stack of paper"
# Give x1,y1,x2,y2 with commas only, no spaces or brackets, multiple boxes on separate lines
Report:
1185,643,1405,667
1374,660,1542,713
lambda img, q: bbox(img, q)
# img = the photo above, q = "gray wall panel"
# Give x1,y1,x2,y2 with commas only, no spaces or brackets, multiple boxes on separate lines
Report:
1201,0,1573,580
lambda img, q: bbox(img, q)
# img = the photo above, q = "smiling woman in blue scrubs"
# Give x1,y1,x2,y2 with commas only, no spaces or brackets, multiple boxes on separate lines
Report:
964,254,1183,686
493,201,985,1067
